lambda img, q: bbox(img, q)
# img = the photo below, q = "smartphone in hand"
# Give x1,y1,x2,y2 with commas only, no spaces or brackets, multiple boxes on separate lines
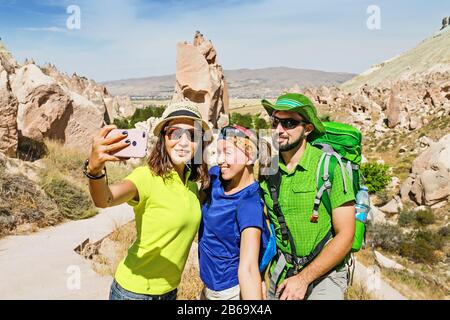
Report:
105,129,148,158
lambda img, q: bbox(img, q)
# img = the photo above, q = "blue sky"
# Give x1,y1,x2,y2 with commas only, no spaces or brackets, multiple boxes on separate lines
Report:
0,0,448,81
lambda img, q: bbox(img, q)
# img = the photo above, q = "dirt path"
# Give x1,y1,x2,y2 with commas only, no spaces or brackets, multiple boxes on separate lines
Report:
0,204,134,300
353,261,407,300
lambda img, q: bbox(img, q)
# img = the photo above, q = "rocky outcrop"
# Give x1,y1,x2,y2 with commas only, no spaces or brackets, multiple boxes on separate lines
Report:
442,17,449,30
0,42,18,157
10,64,104,152
378,197,403,214
401,134,450,206
374,250,406,270
41,63,115,123
173,31,229,129
299,70,450,135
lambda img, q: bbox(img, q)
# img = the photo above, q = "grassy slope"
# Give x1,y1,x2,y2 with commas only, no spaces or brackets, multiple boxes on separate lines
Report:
342,28,450,92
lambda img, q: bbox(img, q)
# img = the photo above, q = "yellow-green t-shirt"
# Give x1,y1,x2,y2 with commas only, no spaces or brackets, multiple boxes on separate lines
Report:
114,165,201,295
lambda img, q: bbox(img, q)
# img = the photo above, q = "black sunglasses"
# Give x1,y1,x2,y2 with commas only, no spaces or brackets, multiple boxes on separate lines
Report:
164,126,202,142
270,116,308,129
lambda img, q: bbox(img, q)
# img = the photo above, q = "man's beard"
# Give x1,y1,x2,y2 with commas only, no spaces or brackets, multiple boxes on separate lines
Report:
278,132,307,152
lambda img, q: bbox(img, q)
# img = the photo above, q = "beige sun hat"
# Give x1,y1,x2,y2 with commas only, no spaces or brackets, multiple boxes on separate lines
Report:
153,100,211,136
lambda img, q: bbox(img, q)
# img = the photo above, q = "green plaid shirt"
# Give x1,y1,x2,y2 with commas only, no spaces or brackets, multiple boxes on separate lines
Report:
260,143,355,258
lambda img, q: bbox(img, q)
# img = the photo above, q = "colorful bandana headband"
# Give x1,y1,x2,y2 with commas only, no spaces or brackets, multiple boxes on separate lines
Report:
218,125,258,159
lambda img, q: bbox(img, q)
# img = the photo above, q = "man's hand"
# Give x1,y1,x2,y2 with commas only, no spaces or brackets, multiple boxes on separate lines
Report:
276,274,310,300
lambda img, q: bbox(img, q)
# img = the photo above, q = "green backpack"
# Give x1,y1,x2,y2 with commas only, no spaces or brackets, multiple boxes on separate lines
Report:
311,121,365,252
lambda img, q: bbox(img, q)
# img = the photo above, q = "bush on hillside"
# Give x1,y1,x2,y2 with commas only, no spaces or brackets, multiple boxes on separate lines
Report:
360,162,391,193
367,223,405,252
0,161,61,236
398,208,435,227
230,112,269,130
41,174,97,220
114,105,166,129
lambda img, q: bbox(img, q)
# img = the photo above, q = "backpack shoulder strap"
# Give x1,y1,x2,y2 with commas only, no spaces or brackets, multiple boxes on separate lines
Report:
311,146,343,222
266,170,299,262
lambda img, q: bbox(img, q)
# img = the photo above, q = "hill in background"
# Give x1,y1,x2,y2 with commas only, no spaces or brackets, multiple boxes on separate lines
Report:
102,67,355,99
342,27,450,92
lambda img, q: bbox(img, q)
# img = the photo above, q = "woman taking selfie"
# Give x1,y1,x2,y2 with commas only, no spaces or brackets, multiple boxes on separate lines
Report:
84,101,210,300
199,125,271,300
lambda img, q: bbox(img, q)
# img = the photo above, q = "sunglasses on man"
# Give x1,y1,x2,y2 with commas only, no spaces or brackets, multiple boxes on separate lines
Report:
270,116,309,130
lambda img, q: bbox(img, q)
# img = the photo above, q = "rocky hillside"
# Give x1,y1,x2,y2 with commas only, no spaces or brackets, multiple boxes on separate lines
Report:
0,40,139,236
102,67,355,99
0,40,138,158
342,23,450,92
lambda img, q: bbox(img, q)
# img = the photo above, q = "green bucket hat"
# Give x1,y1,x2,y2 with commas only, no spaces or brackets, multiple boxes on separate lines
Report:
261,93,326,141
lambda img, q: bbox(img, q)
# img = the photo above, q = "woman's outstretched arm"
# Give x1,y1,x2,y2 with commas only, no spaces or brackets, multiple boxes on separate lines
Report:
87,125,138,208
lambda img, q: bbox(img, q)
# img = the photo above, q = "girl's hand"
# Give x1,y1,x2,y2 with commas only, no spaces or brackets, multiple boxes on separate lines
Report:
88,125,130,175
261,281,267,300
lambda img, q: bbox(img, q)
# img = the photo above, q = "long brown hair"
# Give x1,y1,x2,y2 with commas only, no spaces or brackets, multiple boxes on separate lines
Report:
147,126,210,190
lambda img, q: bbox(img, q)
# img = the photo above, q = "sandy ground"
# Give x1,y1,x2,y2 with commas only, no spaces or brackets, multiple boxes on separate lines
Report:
0,204,134,300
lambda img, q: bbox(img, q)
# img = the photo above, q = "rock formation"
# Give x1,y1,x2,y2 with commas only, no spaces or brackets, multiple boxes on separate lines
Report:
400,134,450,206
9,63,105,152
0,41,19,157
442,16,449,30
172,31,229,128
296,70,450,136
0,40,117,157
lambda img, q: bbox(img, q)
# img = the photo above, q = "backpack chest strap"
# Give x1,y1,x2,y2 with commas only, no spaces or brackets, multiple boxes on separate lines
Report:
267,229,333,299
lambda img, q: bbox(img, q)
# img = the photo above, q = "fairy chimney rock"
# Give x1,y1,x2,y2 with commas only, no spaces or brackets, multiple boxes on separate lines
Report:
173,31,229,129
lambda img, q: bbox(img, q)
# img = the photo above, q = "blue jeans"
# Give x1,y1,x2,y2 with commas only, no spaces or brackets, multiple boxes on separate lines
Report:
109,279,177,300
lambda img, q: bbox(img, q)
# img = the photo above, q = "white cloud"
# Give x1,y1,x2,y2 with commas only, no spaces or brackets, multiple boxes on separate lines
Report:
21,26,67,33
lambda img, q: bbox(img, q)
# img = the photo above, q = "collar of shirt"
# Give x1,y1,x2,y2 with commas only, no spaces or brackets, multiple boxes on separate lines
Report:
168,167,192,187
279,143,315,175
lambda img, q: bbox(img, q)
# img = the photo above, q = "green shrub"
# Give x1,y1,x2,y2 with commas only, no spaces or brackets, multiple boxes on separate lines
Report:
129,105,165,127
41,174,97,220
253,114,269,130
113,118,132,129
399,237,437,264
367,223,405,253
396,229,444,264
398,210,416,227
361,162,391,193
230,112,270,130
230,112,253,128
0,167,61,236
114,105,166,129
415,229,444,250
415,209,435,226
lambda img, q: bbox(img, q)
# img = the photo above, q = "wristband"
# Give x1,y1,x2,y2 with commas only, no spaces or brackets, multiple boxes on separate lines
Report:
83,159,106,180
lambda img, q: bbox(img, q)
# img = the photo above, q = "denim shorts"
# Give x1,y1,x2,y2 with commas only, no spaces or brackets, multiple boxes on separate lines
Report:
109,279,177,300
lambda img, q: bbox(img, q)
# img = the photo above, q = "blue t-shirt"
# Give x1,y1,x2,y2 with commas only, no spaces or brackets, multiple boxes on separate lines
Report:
198,166,270,291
